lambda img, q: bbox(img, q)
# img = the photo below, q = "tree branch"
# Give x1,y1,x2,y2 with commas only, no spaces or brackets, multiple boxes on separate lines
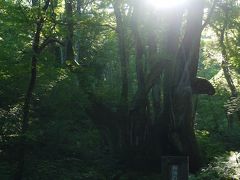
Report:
145,60,167,94
201,0,218,31
39,37,64,53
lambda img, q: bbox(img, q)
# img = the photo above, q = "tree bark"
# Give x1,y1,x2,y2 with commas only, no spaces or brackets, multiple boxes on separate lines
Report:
113,0,129,105
169,0,205,172
127,3,149,159
65,0,74,62
217,9,238,128
112,0,130,151
160,8,184,157
147,31,161,123
219,20,237,97
14,1,50,179
75,0,82,63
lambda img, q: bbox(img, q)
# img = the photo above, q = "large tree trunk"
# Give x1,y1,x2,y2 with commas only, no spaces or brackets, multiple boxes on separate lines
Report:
168,0,205,172
88,0,215,172
161,8,184,156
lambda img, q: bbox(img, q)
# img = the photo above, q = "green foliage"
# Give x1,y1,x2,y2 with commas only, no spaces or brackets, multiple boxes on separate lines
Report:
190,152,240,180
0,0,240,178
196,94,228,132
196,130,225,163
199,36,221,79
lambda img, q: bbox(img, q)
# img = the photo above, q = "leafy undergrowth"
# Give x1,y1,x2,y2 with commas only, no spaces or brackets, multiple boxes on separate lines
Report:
190,151,240,180
193,128,240,180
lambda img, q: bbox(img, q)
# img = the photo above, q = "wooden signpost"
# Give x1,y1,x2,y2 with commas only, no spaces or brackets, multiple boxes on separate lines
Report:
161,156,189,180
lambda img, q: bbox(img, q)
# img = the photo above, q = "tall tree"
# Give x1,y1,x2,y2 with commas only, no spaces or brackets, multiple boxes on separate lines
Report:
14,1,62,179
113,0,129,106
211,1,239,128
65,0,74,62
85,0,216,172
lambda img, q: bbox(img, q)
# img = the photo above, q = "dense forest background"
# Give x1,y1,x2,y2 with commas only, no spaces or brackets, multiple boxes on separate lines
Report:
0,0,240,179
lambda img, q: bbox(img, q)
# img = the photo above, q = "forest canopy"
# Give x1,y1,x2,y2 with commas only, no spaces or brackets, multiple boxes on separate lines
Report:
0,0,240,179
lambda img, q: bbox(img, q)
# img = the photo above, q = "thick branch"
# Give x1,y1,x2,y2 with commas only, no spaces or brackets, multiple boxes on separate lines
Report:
145,60,168,94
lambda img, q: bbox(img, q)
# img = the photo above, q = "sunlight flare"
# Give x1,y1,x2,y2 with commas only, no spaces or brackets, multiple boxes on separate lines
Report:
147,0,187,9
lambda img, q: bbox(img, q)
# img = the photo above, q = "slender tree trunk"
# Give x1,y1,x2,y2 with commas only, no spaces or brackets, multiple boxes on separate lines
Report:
14,1,50,179
113,0,130,150
152,82,161,123
113,0,129,105
147,31,161,123
14,55,38,180
76,0,82,63
219,24,237,97
132,4,145,93
65,0,74,62
14,19,43,180
217,12,238,128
